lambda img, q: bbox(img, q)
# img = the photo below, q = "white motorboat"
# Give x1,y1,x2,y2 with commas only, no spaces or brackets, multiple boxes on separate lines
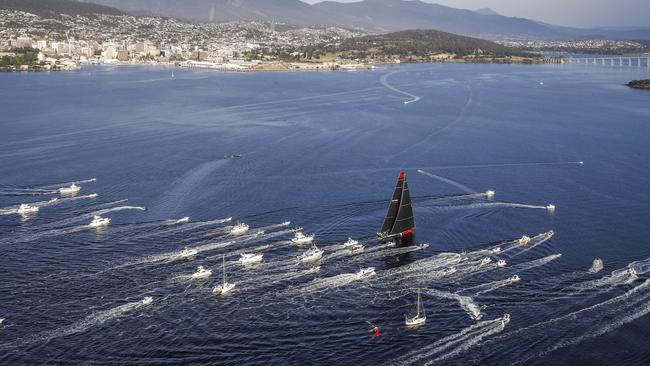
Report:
589,257,604,273
239,253,263,265
419,243,430,250
307,266,321,273
141,296,153,305
176,217,190,223
59,184,81,195
442,267,457,276
297,245,323,262
230,223,249,235
628,267,638,277
282,220,291,226
356,267,376,279
89,215,110,228
480,257,493,266
213,256,236,295
501,313,511,326
518,235,531,245
343,238,359,247
490,247,502,254
17,204,39,215
496,259,507,267
255,230,265,236
180,247,198,259
192,265,212,279
291,232,315,245
405,288,426,327
547,204,556,212
511,275,521,282
486,190,496,199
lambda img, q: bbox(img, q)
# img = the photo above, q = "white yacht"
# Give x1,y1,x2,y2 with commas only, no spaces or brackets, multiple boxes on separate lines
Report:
628,267,638,277
356,267,376,279
230,223,249,235
141,296,153,305
405,289,426,327
213,256,236,295
192,265,212,279
307,266,321,273
547,204,556,212
59,184,81,195
343,238,364,252
297,245,323,262
501,313,511,326
442,267,457,276
281,220,291,226
490,247,502,254
239,253,263,265
180,247,198,260
343,238,359,247
518,235,531,245
486,190,496,199
291,231,315,245
496,259,507,267
480,257,493,266
17,204,39,215
511,275,521,282
89,215,110,228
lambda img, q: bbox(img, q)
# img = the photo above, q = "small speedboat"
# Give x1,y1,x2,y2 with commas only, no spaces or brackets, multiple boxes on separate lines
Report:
518,235,531,245
628,267,638,277
405,289,426,327
141,296,153,305
490,247,502,254
547,204,556,212
496,259,507,267
419,243,430,250
180,247,198,259
486,190,496,198
239,253,263,265
291,232,315,245
17,204,39,215
230,223,249,235
192,265,212,279
480,257,493,266
282,220,291,226
511,275,521,282
59,184,81,195
356,267,375,279
343,238,359,247
307,266,321,273
255,230,265,236
176,217,190,224
501,313,511,325
89,215,110,227
213,256,235,295
297,245,323,262
442,267,457,276
0,318,4,326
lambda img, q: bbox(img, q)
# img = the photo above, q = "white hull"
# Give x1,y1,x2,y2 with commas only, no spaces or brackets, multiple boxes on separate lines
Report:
213,282,236,295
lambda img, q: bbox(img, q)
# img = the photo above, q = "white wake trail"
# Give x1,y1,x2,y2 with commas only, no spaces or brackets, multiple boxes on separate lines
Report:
417,169,475,193
381,70,421,104
424,289,483,320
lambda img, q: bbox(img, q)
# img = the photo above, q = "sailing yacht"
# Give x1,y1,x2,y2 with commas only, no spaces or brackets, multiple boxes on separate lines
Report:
378,172,415,241
213,256,236,295
405,288,426,327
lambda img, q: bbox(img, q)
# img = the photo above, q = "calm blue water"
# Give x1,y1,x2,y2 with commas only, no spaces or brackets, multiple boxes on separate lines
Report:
1,63,649,365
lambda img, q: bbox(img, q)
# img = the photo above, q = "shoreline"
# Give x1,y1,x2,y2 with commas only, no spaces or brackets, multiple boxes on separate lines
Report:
2,57,545,74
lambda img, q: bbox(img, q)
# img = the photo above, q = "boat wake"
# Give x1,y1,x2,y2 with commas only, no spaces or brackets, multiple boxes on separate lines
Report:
389,316,509,365
380,70,421,105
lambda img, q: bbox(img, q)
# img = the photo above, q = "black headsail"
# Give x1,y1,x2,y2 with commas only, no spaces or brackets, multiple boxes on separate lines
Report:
379,172,415,238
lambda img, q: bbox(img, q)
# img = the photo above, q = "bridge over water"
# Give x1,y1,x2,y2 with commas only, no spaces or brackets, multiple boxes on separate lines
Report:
543,56,650,68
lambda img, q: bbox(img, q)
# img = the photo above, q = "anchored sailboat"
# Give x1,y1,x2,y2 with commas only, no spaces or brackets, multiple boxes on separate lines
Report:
378,172,415,240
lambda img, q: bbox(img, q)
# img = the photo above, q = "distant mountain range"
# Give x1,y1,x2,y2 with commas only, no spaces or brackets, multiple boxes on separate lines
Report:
0,0,124,17
12,0,650,40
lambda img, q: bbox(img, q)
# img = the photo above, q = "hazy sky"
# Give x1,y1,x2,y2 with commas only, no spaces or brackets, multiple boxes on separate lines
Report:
303,0,650,28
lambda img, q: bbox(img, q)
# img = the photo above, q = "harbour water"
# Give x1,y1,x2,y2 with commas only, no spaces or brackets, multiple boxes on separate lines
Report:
1,63,649,364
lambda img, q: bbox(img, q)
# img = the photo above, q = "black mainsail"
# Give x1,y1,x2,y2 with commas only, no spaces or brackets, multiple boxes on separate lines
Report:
378,172,415,239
